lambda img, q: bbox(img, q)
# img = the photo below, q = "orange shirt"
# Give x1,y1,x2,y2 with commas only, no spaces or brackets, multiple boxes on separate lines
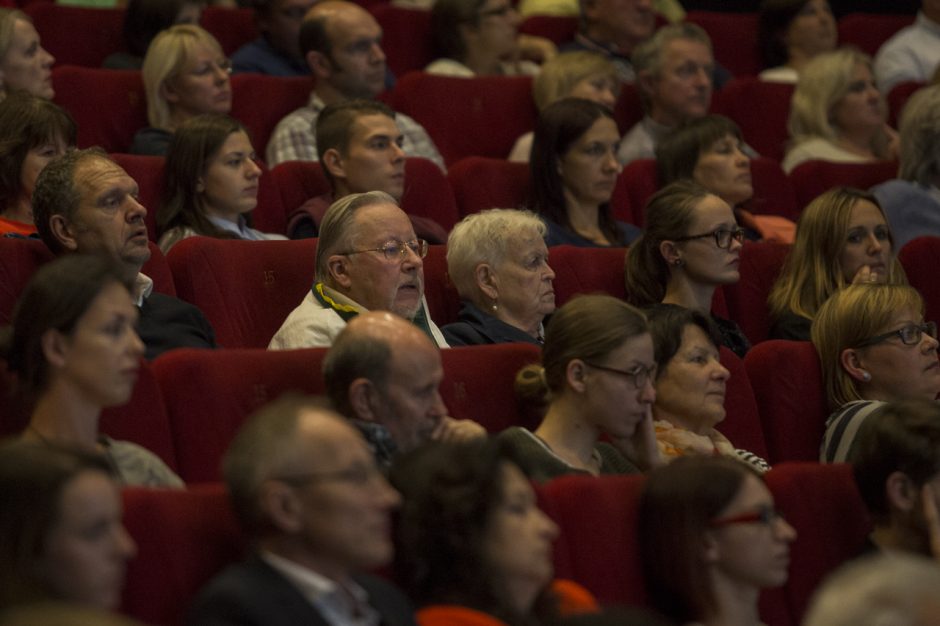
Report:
0,217,37,238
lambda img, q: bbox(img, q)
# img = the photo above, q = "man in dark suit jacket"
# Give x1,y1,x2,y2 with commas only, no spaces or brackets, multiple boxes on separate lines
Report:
188,395,414,626
32,148,216,359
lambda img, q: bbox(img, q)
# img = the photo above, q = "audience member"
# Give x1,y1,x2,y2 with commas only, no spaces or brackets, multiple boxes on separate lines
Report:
266,1,443,169
0,92,75,238
757,0,836,83
530,98,641,247
32,148,217,359
639,456,796,626
323,311,485,469
872,84,940,248
157,114,286,253
103,0,205,70
133,25,233,156
443,209,555,346
559,0,655,82
269,191,448,349
783,47,898,173
625,181,750,358
812,283,940,463
0,9,54,101
850,399,940,558
803,553,940,626
391,440,599,626
0,603,143,626
0,440,137,610
646,304,770,471
768,187,905,341
874,0,940,94
231,0,317,76
188,395,413,626
618,22,714,165
499,294,659,480
509,51,619,162
1,255,183,487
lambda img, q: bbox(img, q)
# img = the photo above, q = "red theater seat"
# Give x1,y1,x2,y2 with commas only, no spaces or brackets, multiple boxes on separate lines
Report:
27,4,124,67
837,13,914,56
686,11,761,77
887,80,924,127
712,78,794,162
519,15,578,45
200,6,258,56
788,160,898,211
370,4,434,77
549,245,627,304
422,244,461,327
448,157,531,219
230,74,313,162
718,347,769,461
899,236,940,326
722,241,791,345
110,153,165,240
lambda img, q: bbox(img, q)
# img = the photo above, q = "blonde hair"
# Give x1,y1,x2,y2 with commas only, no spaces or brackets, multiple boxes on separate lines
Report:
532,51,619,112
811,283,924,409
898,84,940,185
142,24,224,129
768,187,906,322
0,9,26,66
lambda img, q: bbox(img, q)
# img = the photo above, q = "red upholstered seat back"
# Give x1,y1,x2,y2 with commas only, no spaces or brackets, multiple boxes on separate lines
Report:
422,244,461,326
370,5,434,77
550,245,627,305
200,6,258,55
167,237,318,348
722,241,791,345
269,160,331,218
230,74,314,164
518,14,578,45
54,67,147,153
686,11,761,77
712,78,794,162
28,4,125,67
718,347,769,461
837,13,914,56
110,153,166,241
886,80,924,127
748,156,799,221
615,159,658,227
789,160,899,212
448,157,531,219
899,236,940,326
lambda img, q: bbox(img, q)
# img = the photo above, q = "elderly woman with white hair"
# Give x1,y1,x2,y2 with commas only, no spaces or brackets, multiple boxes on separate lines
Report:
443,208,556,346
782,47,898,173
131,24,232,156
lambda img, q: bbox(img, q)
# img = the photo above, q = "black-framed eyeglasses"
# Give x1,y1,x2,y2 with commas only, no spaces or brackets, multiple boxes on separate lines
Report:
583,362,656,389
855,321,938,349
710,504,785,528
673,228,745,250
272,464,384,488
478,3,515,17
340,238,429,262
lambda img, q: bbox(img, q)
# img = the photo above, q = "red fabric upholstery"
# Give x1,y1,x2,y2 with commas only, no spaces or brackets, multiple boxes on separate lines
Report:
141,241,177,297
166,237,318,348
789,160,899,212
121,484,246,625
764,462,872,626
744,340,827,464
711,78,794,162
550,245,627,305
230,74,313,164
718,346,769,461
519,15,578,45
837,13,914,56
722,241,791,345
53,66,147,153
110,153,165,241
423,244,461,327
536,474,648,606
686,11,761,77
439,343,543,432
27,4,125,67
389,72,537,166
613,82,644,135
887,80,924,127
448,157,531,219
899,236,940,326
152,347,327,482
614,159,658,227
268,160,330,218
370,5,434,77
200,6,258,55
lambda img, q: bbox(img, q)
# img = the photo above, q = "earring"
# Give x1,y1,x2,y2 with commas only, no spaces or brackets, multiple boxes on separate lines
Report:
674,259,684,267
491,300,498,312
861,371,871,382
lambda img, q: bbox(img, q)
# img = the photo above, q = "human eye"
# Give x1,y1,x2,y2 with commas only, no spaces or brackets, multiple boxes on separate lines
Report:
370,136,390,150
584,142,605,156
382,241,403,257
874,226,890,240
845,228,864,244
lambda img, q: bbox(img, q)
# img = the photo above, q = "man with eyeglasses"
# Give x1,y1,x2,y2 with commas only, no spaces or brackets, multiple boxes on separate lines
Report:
232,0,318,76
189,394,415,626
269,191,449,349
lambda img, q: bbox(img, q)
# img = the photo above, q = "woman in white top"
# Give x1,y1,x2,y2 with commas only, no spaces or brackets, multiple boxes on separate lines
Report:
757,0,836,83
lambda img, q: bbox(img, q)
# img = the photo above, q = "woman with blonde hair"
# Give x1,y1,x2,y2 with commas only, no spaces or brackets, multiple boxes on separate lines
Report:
131,24,232,156
768,187,905,340
812,283,940,463
498,294,660,481
782,47,898,173
0,9,54,101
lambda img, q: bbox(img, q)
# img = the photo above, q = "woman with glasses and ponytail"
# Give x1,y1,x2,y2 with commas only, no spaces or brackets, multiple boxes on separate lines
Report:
625,180,750,358
813,283,940,463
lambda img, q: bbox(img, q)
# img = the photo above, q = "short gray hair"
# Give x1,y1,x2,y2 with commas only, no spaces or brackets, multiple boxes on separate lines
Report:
446,208,546,301
632,22,712,79
898,84,940,185
315,191,399,283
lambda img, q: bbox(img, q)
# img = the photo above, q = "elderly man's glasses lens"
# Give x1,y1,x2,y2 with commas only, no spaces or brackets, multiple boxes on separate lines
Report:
583,362,656,389
341,239,429,262
673,228,746,249
855,321,938,349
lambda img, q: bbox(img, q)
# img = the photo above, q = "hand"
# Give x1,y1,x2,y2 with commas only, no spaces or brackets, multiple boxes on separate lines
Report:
883,124,900,161
516,34,557,64
431,416,487,443
851,265,882,285
922,484,940,562
608,406,664,471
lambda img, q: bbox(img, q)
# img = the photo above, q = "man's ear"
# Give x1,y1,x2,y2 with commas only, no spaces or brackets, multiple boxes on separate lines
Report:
306,50,332,79
259,480,304,534
49,215,80,252
348,378,380,422
322,148,345,180
474,263,498,302
886,471,918,513
326,254,353,289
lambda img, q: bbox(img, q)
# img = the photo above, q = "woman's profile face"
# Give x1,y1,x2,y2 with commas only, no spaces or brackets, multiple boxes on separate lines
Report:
692,133,752,207
38,470,137,609
199,130,262,221
50,281,145,408
487,232,555,335
707,474,796,590
653,323,730,434
567,74,619,110
582,332,657,438
19,134,68,207
830,62,884,137
558,116,621,210
672,195,742,287
784,0,836,60
0,19,54,99
483,462,558,594
164,42,232,120
838,199,892,284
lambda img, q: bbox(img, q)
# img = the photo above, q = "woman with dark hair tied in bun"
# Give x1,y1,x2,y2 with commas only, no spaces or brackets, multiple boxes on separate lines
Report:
497,294,661,481
391,439,599,626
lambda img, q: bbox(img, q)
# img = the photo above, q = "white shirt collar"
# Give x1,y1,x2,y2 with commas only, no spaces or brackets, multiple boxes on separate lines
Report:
133,272,153,307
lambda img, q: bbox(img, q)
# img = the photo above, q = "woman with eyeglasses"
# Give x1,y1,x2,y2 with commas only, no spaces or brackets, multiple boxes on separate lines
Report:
812,283,940,463
768,187,906,341
157,114,285,253
132,24,233,156
498,294,661,481
625,180,750,358
646,304,770,472
639,455,796,626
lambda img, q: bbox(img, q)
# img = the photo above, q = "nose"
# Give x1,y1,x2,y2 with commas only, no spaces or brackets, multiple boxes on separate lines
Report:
774,516,797,542
391,141,406,161
734,146,750,166
922,331,939,352
370,41,386,64
126,195,147,221
600,88,617,110
41,45,54,67
376,475,402,509
713,360,731,381
639,376,656,404
544,260,556,281
538,508,560,540
604,150,621,173
430,390,448,420
246,158,262,179
116,524,138,560
866,233,883,253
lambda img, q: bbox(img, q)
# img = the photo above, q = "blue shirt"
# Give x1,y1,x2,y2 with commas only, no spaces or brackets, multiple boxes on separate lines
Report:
232,37,308,77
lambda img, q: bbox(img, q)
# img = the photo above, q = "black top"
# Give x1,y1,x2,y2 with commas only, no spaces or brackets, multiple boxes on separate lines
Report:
769,311,812,342
138,292,216,360
442,301,542,347
713,314,750,359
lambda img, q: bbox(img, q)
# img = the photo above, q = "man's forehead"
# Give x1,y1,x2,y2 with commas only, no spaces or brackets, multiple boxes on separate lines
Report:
295,410,369,466
326,6,381,42
351,203,414,239
663,39,713,64
351,114,400,142
75,158,136,198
